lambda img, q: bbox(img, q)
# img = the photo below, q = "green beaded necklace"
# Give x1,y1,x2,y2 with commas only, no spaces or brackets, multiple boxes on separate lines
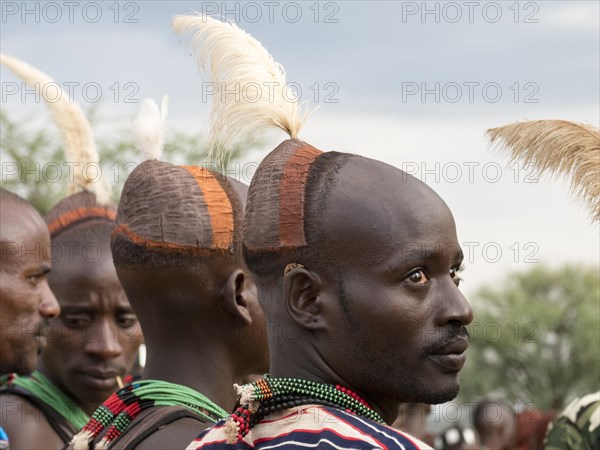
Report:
1,371,89,429
71,379,228,450
226,376,385,443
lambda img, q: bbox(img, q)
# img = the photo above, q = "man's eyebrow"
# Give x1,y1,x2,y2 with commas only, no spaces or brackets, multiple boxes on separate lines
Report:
396,250,439,266
22,263,51,276
381,250,436,274
36,264,51,275
386,246,464,269
60,306,93,313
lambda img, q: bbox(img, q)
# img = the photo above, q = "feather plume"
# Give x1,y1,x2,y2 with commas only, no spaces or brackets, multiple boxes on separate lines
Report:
172,14,311,164
133,95,168,161
0,53,111,204
487,120,600,222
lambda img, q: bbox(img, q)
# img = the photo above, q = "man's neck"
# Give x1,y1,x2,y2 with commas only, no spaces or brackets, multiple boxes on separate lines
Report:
269,355,398,425
142,341,239,413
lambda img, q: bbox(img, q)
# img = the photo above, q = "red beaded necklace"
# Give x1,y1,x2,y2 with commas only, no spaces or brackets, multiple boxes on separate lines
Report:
225,376,384,443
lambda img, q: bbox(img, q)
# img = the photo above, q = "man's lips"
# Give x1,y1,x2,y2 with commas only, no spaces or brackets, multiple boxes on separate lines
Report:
428,337,469,372
78,369,120,389
82,369,119,378
34,320,51,349
432,337,469,355
34,324,48,351
34,334,47,353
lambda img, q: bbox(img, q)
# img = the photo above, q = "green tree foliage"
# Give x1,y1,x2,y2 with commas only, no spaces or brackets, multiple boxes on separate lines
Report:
0,108,251,213
1,109,66,211
459,264,600,411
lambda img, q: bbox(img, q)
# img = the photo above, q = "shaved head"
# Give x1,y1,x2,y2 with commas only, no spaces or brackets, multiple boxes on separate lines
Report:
110,159,269,382
1,189,46,258
0,188,59,375
242,140,473,421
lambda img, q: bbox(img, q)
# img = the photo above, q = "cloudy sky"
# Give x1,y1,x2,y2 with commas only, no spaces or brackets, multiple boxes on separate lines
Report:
1,1,599,297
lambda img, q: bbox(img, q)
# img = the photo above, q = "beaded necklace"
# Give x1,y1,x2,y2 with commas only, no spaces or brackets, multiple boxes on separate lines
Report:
71,379,228,450
0,371,89,429
225,376,385,443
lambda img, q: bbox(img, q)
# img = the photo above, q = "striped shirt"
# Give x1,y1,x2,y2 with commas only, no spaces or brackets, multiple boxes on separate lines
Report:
186,405,432,449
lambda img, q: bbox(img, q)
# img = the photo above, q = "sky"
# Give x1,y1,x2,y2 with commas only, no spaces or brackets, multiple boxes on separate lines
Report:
1,0,599,300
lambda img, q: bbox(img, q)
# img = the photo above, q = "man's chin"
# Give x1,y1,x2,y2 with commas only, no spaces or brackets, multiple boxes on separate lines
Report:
16,340,43,375
13,357,38,376
421,383,461,405
404,375,461,405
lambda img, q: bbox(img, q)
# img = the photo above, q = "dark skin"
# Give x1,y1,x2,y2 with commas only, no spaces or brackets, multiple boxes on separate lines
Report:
1,234,142,450
113,264,268,449
0,395,64,450
0,196,60,375
109,183,269,450
41,236,142,414
262,157,474,425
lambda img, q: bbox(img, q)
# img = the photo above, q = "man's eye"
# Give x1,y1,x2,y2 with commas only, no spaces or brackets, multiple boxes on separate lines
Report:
26,267,50,287
117,315,138,329
406,269,430,285
63,316,91,328
450,264,465,287
27,275,43,287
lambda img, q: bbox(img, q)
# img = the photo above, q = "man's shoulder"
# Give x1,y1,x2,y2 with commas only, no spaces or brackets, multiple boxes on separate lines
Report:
0,393,64,449
111,405,211,450
0,392,45,421
187,405,432,450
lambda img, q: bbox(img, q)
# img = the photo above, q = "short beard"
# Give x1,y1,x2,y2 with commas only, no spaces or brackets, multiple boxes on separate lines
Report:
353,335,461,404
336,283,462,405
11,348,37,376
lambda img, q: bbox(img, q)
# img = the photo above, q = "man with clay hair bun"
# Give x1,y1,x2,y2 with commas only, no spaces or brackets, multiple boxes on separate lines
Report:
68,97,269,450
172,14,473,450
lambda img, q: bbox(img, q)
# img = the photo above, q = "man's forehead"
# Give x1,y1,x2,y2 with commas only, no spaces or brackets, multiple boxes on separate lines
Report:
1,242,51,270
51,247,116,279
317,158,458,264
0,221,51,272
54,262,126,305
59,291,131,311
391,242,464,264
323,171,452,234
326,157,441,216
0,202,47,241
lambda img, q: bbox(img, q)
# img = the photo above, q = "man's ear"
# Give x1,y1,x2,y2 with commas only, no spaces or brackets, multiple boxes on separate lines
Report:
221,269,253,325
283,268,326,330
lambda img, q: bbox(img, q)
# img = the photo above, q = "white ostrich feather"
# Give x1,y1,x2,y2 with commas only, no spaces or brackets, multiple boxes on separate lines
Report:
133,95,168,161
171,14,311,163
0,53,111,203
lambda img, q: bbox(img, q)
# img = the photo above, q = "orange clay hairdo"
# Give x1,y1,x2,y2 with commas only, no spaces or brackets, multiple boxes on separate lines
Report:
110,161,244,267
110,95,245,267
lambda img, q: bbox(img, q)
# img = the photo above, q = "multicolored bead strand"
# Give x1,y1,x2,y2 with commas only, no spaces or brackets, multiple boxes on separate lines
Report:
71,380,228,450
226,376,385,443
